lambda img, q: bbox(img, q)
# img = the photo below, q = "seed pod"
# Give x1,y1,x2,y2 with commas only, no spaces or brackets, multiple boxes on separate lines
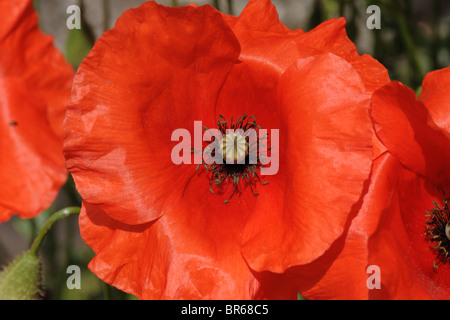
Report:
0,251,42,300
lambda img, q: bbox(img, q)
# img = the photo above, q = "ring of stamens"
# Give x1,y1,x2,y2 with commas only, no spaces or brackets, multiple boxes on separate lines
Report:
193,114,269,204
424,195,450,269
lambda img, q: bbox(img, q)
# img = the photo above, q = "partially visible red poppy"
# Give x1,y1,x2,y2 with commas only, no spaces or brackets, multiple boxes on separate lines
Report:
64,0,389,299
0,0,74,223
288,68,450,300
366,67,450,299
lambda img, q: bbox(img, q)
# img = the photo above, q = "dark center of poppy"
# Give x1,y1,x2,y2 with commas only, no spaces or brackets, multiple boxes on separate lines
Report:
424,195,450,269
194,114,268,204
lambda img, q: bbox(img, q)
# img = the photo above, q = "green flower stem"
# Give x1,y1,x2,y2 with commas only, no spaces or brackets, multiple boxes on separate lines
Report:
29,207,81,256
102,0,110,32
394,3,424,81
227,0,234,15
103,281,112,300
213,0,220,11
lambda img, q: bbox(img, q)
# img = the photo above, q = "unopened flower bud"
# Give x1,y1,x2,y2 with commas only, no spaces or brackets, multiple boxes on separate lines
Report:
0,251,41,300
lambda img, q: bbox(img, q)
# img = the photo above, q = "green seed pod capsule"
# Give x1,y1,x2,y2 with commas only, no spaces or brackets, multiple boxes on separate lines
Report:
0,251,41,300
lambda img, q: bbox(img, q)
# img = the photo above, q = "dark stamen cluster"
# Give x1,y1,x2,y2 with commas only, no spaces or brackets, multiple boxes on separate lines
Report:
424,196,450,269
194,114,268,204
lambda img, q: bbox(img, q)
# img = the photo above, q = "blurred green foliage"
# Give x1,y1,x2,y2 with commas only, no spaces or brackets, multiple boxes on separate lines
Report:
65,28,94,68
65,1,97,68
307,0,449,89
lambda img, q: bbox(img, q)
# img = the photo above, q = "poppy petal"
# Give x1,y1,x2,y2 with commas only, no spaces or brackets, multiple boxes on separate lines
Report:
64,2,240,225
229,0,293,33
419,67,450,133
367,154,450,299
248,157,392,300
0,0,74,140
294,153,390,300
223,2,390,94
0,0,72,222
240,53,373,272
371,81,450,187
296,153,399,299
0,78,66,222
293,18,390,94
80,200,261,299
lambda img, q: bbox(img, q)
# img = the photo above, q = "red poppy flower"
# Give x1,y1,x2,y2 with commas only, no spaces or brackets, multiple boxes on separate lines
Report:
64,0,389,299
366,67,450,299
0,0,74,223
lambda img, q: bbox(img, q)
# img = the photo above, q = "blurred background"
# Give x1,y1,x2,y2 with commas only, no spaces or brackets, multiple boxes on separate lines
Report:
0,0,449,300
35,0,450,89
